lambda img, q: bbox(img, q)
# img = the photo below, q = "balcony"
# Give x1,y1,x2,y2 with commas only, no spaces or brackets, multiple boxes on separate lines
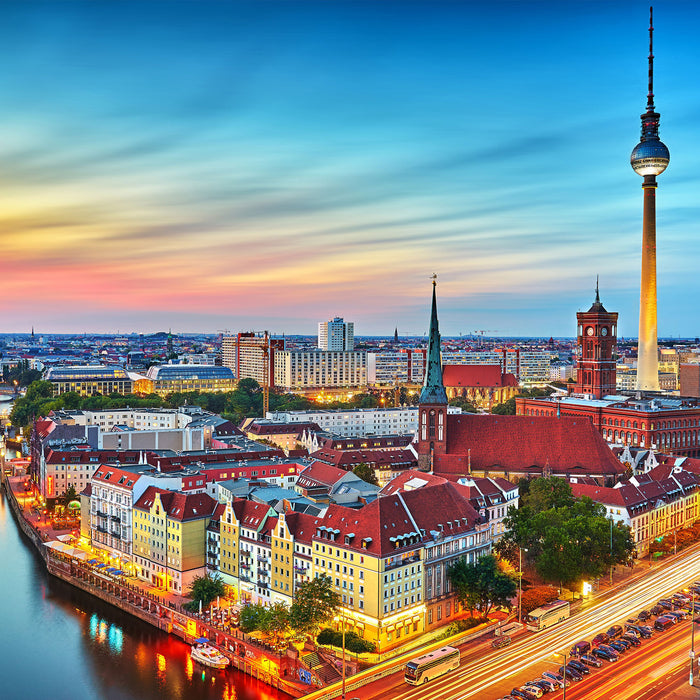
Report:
95,510,108,518
384,553,421,571
256,555,270,563
96,525,108,534
293,565,307,573
110,514,121,523
111,530,121,540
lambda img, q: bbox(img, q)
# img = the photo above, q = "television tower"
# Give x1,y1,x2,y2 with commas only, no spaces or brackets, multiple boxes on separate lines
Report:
631,6,669,391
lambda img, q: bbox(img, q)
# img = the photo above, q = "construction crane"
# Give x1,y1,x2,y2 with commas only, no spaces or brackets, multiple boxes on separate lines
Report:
473,330,502,347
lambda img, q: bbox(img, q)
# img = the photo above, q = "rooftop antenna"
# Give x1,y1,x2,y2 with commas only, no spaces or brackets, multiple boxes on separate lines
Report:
647,6,654,111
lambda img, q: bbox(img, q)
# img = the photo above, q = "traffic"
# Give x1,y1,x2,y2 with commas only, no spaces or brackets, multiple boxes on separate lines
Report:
493,583,700,700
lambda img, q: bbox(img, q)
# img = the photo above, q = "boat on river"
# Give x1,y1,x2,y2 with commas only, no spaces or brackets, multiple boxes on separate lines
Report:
190,638,230,669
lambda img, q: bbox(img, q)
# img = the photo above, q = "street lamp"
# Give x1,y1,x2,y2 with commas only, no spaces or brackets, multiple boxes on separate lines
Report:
518,547,528,623
555,651,567,700
690,595,696,686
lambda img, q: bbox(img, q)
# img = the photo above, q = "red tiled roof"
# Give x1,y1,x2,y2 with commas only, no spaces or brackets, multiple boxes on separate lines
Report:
443,365,518,388
296,461,348,490
92,465,140,490
35,419,56,439
399,482,481,534
310,447,417,470
570,482,628,507
134,486,216,521
434,414,624,476
283,511,317,545
380,470,448,496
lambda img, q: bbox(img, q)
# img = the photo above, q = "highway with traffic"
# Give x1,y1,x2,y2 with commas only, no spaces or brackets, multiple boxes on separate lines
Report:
357,546,700,699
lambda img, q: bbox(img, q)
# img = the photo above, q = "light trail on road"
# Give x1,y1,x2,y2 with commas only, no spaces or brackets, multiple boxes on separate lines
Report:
377,548,700,700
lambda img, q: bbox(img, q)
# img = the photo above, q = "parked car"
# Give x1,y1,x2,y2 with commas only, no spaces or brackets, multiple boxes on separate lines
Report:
649,605,665,616
542,671,568,688
580,653,603,668
667,610,686,621
592,632,610,646
510,687,537,700
673,593,690,603
625,625,641,637
655,616,675,631
638,610,651,621
658,599,674,610
532,678,558,692
622,632,641,646
598,644,620,659
525,680,551,695
609,640,629,653
606,625,624,640
568,659,590,675
592,646,618,662
570,640,591,657
559,665,583,682
521,683,543,698
638,625,654,637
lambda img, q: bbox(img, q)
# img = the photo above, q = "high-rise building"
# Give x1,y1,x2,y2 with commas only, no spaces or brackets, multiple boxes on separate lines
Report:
318,317,354,351
221,332,284,386
631,8,670,391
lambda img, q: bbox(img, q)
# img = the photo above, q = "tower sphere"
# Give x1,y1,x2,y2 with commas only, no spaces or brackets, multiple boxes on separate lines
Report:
631,138,669,177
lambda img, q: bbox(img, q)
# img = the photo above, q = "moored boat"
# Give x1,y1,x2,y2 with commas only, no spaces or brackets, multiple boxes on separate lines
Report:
190,638,230,669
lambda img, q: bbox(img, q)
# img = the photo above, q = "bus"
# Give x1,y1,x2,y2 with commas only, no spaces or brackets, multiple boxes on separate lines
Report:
404,645,460,685
525,600,570,631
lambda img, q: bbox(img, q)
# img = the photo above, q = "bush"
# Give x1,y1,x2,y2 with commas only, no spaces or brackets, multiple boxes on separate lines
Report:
520,586,559,616
316,628,376,654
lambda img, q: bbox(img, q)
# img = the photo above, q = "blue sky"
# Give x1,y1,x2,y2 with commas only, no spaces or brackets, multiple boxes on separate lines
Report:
0,1,698,338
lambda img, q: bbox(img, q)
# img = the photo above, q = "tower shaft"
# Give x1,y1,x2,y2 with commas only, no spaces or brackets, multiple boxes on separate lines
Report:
637,179,659,390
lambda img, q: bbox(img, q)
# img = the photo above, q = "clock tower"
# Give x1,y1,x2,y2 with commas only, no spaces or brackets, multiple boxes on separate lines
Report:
575,281,618,399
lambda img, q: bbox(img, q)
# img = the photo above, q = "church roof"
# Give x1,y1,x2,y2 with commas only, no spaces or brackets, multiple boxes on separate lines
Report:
443,364,517,388
434,414,624,476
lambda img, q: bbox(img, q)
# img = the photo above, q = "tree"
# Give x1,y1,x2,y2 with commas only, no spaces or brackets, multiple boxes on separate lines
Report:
289,574,340,637
447,554,516,619
520,586,560,616
62,485,78,507
491,398,516,415
240,602,272,633
185,573,225,611
448,397,478,413
352,462,378,486
496,477,635,588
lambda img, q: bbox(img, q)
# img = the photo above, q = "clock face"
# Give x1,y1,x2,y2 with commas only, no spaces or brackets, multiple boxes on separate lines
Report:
586,327,594,336
601,327,608,336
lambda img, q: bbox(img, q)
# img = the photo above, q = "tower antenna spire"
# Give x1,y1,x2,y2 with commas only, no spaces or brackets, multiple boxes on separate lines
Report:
595,275,600,303
647,6,655,110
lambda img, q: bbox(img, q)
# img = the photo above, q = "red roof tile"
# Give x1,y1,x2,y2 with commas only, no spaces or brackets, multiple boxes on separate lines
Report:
443,365,518,388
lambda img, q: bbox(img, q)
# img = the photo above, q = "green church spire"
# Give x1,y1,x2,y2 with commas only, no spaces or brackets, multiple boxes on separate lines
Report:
419,277,448,404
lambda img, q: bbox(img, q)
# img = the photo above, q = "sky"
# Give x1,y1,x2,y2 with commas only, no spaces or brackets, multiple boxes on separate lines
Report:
1,0,699,338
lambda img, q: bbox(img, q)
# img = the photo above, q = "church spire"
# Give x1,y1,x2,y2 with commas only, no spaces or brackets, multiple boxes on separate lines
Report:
419,276,447,404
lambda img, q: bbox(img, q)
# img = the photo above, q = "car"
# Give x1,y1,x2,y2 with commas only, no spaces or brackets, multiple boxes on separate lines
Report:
525,680,551,695
567,659,590,675
622,632,641,646
658,599,674,610
570,640,591,657
510,688,537,700
592,632,610,646
615,637,632,649
673,594,689,602
580,653,603,668
559,665,583,682
598,644,620,659
649,605,665,616
638,625,654,638
592,646,618,662
606,625,624,640
608,640,629,653
542,671,568,688
532,678,558,692
667,610,686,621
492,635,512,649
638,610,651,621
521,683,544,698
655,616,675,631
625,625,641,637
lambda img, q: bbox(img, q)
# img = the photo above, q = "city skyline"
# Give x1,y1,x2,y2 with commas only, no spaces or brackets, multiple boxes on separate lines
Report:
1,1,699,337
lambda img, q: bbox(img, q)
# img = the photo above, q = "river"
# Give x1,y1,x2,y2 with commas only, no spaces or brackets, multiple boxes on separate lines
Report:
0,445,287,700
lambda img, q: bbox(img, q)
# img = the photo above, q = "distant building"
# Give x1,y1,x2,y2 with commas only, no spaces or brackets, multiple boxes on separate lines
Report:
442,365,518,410
367,349,427,386
139,364,235,395
680,364,700,398
273,350,367,391
221,332,284,385
318,317,354,351
44,365,133,396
